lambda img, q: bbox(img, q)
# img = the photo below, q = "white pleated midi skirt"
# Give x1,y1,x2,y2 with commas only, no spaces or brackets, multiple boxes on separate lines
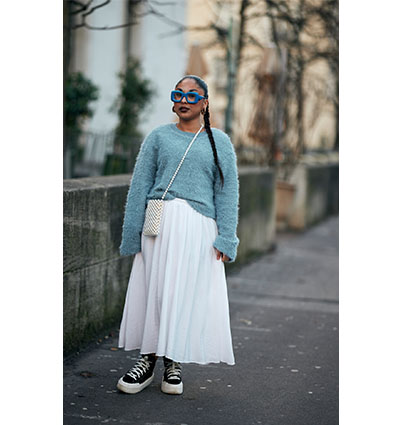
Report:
118,198,235,365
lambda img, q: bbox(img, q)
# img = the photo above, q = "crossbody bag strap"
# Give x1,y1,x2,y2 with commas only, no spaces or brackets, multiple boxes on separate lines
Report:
161,124,204,200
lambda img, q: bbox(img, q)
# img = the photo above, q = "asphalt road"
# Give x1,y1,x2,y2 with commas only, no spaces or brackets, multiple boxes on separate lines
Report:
64,215,339,425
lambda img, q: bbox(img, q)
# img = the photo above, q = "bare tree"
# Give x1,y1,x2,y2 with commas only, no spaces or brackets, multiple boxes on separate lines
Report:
64,0,338,174
305,0,339,151
63,0,183,178
263,0,339,165
64,0,184,74
64,0,266,140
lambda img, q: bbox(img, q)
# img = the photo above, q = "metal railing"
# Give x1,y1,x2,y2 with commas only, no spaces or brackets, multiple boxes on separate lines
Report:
64,129,141,178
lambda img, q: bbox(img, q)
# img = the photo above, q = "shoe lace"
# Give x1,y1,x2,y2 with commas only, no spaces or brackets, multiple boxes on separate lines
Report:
126,357,152,380
166,361,181,379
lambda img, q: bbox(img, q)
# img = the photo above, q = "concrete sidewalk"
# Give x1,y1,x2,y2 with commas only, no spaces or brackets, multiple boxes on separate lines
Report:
64,216,339,425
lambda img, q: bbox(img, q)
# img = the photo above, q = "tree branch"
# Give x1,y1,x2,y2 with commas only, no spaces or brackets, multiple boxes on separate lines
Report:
70,0,93,16
82,0,111,18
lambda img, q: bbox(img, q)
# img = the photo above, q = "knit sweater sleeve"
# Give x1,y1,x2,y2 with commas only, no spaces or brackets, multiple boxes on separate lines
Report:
212,136,240,263
119,132,158,256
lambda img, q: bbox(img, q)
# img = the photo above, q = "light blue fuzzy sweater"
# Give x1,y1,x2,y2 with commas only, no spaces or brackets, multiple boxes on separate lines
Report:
119,123,240,262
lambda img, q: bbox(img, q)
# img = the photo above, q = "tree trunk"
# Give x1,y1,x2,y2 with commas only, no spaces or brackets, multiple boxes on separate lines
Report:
64,1,73,178
224,18,236,138
296,61,304,156
225,0,249,140
333,72,339,151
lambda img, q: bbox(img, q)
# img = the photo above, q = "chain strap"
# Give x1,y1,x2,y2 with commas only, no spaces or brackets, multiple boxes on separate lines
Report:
161,125,204,200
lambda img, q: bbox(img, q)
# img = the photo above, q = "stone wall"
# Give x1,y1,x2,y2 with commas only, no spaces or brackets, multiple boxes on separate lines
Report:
287,163,339,230
64,175,133,354
237,166,276,261
63,168,276,355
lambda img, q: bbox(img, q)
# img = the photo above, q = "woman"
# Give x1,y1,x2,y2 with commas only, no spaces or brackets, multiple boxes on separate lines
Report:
116,75,240,396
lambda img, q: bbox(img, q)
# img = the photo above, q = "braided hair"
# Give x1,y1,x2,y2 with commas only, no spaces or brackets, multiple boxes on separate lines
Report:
175,75,225,189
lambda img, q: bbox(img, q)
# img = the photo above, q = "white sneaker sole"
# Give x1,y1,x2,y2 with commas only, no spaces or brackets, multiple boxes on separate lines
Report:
116,373,154,394
161,379,183,395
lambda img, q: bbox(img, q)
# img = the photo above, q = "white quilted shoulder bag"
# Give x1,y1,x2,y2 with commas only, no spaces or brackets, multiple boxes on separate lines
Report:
143,124,204,236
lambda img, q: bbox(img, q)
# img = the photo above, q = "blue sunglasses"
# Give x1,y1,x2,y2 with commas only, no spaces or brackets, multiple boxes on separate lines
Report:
171,90,206,104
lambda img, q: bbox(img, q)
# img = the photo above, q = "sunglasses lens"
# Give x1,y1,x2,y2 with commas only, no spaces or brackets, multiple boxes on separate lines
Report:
172,91,204,104
187,93,197,103
172,91,182,102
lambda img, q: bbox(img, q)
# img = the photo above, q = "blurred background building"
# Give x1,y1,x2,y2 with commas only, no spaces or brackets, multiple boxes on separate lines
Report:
64,0,338,179
64,1,339,354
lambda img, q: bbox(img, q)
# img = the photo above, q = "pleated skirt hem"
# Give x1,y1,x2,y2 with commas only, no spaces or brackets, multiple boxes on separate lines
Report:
118,197,235,366
119,346,235,366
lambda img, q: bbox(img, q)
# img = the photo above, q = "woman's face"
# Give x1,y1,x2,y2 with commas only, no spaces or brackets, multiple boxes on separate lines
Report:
172,78,208,122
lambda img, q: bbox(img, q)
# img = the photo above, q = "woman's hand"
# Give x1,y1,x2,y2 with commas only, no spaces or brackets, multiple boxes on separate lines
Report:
215,248,230,262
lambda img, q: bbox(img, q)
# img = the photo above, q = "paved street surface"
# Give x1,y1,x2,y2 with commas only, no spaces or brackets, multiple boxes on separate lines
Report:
64,216,339,425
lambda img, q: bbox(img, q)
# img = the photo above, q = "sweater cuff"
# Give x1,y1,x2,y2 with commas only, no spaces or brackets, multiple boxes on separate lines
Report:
119,236,141,257
213,234,239,263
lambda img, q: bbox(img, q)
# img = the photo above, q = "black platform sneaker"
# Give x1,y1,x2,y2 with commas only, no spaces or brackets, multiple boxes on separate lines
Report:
161,356,183,395
117,354,157,394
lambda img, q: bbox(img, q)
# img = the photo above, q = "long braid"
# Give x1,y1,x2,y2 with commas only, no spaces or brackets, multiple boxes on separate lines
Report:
203,104,224,189
175,75,225,189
